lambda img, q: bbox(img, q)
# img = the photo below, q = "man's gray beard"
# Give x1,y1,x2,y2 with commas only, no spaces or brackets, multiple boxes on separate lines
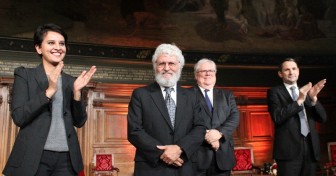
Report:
155,70,181,87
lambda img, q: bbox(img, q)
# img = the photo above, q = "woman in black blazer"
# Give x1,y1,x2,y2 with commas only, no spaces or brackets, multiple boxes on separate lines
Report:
3,23,96,176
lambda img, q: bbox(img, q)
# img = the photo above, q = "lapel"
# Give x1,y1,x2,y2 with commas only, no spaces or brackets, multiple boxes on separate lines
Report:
279,84,294,103
280,84,311,104
211,88,222,127
196,86,212,117
61,72,70,108
150,82,174,129
280,84,312,124
174,84,187,129
34,64,49,92
212,88,220,113
34,64,70,110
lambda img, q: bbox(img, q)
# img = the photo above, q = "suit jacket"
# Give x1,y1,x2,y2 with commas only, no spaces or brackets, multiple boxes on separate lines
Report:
127,82,206,176
267,84,327,161
3,64,87,176
191,86,240,171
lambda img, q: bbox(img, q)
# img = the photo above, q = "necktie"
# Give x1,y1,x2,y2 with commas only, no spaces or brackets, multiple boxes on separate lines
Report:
164,87,176,128
204,89,213,113
290,86,309,136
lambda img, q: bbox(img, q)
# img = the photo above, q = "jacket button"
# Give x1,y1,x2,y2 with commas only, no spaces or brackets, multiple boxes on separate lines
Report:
63,112,67,116
169,132,174,135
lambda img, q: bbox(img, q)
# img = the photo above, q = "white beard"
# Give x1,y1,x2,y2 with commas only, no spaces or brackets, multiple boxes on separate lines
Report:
155,69,181,87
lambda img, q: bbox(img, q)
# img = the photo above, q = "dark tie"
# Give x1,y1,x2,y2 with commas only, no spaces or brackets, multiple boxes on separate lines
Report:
204,89,213,113
290,86,309,136
164,87,176,128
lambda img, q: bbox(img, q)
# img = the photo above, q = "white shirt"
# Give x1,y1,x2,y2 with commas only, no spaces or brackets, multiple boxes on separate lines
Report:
283,83,308,121
198,86,213,106
284,83,298,99
160,85,177,104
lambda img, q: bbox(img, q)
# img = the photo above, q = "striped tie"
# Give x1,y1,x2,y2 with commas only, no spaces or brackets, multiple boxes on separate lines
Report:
165,87,176,128
290,86,309,136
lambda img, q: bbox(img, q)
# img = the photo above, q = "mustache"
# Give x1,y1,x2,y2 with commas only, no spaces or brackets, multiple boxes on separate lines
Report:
155,69,181,87
160,70,174,74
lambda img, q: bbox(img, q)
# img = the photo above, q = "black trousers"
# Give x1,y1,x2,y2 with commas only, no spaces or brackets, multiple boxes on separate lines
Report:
276,135,317,176
35,150,76,176
195,152,231,176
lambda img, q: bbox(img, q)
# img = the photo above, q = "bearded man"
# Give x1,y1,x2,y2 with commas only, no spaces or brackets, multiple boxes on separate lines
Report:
127,43,206,176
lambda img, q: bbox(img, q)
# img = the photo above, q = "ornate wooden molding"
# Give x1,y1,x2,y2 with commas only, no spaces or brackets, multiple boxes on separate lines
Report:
1,37,336,67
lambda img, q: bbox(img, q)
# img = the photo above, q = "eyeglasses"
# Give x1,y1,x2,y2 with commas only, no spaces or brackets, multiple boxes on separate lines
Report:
156,62,179,68
197,70,216,74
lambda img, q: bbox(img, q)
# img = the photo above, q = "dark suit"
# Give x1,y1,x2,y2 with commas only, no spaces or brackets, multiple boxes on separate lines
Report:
127,82,206,176
267,84,327,174
191,86,239,172
3,64,87,176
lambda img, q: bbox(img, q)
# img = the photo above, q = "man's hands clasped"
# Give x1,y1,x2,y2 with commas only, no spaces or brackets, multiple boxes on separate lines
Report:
205,129,222,151
157,145,184,167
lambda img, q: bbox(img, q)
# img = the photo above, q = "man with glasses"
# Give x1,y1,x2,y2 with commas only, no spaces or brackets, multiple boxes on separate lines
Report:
127,43,206,176
191,58,239,176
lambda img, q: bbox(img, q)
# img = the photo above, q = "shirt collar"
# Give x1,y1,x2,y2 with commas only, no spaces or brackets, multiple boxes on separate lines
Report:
160,84,177,92
283,83,298,89
198,86,213,92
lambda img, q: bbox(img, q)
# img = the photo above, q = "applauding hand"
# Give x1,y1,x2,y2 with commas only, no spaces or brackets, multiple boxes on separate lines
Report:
308,79,326,103
73,66,97,100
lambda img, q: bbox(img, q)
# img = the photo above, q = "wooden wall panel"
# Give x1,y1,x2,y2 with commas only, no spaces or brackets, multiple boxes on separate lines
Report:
250,112,273,139
84,84,139,176
234,110,248,142
245,140,274,166
105,113,128,141
0,85,9,173
0,84,19,174
235,105,274,166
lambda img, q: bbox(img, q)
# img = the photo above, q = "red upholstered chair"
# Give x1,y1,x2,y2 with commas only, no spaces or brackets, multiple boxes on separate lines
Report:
322,142,336,175
78,170,85,176
92,154,120,176
328,142,336,167
232,147,255,175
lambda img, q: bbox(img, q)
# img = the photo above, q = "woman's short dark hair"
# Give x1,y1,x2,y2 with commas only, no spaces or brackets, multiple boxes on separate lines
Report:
33,23,68,47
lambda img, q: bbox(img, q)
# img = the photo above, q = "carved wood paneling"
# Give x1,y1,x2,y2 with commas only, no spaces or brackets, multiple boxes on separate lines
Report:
83,84,141,176
0,84,19,173
234,105,274,166
245,140,274,166
105,113,127,141
250,112,273,139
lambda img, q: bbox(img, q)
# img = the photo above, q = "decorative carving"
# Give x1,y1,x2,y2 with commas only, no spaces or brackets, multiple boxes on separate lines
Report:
93,101,103,107
236,95,248,105
0,78,13,105
1,37,336,66
136,49,152,59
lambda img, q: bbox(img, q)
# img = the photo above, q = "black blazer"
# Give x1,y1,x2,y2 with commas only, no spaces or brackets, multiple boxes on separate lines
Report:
267,84,327,161
191,86,240,171
3,64,87,176
127,82,206,176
